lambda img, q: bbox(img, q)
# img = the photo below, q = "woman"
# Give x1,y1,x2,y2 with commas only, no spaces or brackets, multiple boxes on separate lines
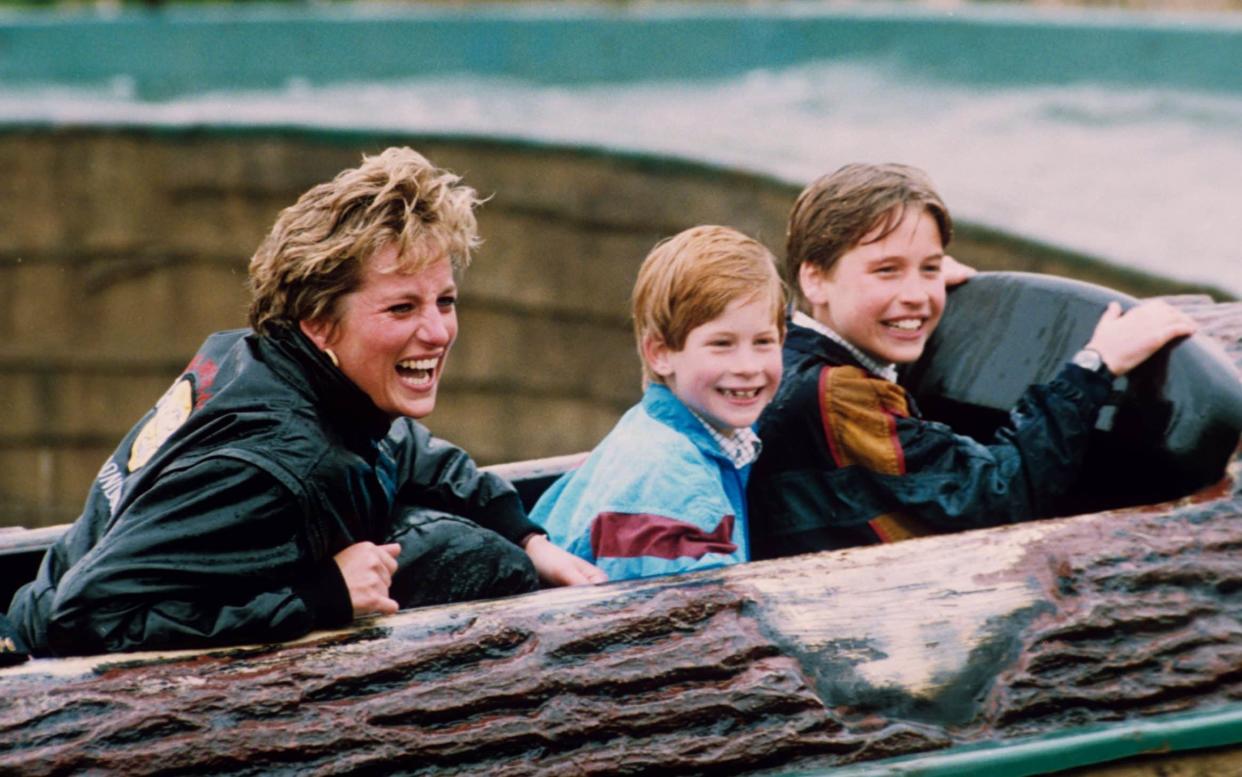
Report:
8,147,604,657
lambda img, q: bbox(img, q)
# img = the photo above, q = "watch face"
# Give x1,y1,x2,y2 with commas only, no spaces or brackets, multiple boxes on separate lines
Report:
1073,349,1104,372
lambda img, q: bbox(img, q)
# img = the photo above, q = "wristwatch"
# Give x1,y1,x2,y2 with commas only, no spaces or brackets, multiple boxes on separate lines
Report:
1071,348,1113,379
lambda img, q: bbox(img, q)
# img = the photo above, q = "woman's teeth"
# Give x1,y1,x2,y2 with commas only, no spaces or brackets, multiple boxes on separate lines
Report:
397,357,437,386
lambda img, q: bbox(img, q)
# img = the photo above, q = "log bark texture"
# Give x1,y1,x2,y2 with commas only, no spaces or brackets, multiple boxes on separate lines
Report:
1,298,1240,776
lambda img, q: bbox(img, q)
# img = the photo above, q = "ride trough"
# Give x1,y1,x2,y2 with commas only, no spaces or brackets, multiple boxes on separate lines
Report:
2,273,1241,777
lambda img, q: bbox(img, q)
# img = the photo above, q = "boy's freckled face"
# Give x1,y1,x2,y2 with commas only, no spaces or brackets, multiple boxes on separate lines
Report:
802,207,946,365
648,295,783,434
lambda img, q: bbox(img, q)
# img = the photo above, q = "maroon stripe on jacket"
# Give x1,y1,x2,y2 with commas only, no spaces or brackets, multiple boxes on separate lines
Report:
590,513,737,560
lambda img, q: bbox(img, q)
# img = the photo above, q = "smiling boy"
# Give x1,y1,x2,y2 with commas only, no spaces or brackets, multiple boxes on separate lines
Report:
748,163,1197,557
530,225,785,580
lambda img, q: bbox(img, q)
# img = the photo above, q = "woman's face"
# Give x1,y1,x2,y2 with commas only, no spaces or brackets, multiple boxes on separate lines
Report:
301,244,458,419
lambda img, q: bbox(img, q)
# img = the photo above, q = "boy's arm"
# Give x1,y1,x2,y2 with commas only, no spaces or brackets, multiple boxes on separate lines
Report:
813,361,1113,530
523,534,609,585
583,509,745,580
817,298,1197,530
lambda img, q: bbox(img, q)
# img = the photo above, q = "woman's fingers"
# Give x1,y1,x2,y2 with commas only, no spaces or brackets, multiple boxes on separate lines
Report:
333,541,403,617
379,543,401,582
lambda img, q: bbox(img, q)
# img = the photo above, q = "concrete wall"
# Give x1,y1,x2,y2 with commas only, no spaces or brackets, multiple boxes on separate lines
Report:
0,128,796,527
0,127,1207,528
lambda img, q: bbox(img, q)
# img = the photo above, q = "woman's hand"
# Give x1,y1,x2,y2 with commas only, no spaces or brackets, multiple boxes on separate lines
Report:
333,541,401,618
524,534,608,587
941,255,977,287
1085,300,1198,376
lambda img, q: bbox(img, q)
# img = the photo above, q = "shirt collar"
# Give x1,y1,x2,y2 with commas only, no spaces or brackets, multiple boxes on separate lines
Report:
688,410,763,469
792,311,899,383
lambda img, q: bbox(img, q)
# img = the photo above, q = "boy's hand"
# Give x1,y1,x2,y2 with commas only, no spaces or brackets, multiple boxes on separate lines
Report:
334,541,401,618
1084,300,1198,376
524,534,609,586
942,255,977,287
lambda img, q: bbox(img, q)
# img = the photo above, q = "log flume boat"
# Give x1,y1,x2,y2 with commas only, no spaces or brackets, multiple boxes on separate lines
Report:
2,274,1241,776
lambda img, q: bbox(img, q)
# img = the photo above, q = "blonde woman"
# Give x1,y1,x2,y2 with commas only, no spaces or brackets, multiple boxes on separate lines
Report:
9,147,601,657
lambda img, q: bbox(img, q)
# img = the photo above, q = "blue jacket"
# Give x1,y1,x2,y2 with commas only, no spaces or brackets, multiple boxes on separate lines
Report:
531,384,751,581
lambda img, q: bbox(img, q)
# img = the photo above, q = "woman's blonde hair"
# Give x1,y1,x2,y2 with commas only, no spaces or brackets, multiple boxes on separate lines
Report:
632,225,786,385
248,147,482,335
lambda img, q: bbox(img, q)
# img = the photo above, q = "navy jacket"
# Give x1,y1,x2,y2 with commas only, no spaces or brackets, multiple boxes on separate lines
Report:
748,320,1113,558
9,327,538,656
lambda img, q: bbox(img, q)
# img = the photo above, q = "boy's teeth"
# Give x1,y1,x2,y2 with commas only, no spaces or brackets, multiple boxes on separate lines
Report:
886,319,922,331
722,388,759,398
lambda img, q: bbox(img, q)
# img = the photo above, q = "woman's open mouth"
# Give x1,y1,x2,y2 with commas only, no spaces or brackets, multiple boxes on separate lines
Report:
396,357,438,388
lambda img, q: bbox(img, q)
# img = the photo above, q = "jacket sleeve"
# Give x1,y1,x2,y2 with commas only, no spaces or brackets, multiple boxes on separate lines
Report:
815,363,1113,531
582,510,743,581
531,428,746,581
386,419,542,546
43,457,352,656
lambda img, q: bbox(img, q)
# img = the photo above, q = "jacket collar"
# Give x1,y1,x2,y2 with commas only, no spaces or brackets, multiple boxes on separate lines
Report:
255,325,394,444
783,317,922,415
641,383,734,464
785,318,862,368
790,312,898,382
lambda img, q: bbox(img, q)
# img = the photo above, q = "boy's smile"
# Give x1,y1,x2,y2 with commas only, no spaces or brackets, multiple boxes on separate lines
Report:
800,206,946,366
646,295,782,434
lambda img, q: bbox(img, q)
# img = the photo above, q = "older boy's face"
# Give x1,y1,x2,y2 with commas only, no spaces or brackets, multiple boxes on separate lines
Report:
802,207,945,365
647,295,782,434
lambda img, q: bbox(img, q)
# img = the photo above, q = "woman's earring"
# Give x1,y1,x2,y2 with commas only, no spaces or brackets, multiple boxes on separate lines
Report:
324,348,340,368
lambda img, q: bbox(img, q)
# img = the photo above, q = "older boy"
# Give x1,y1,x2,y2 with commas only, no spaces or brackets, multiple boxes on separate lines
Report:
531,226,785,580
748,163,1197,557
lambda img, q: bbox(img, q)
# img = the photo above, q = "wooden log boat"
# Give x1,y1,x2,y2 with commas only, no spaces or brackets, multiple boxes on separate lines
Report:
1,276,1240,776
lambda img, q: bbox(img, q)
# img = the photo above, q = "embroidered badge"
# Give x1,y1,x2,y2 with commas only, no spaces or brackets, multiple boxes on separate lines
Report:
127,376,195,472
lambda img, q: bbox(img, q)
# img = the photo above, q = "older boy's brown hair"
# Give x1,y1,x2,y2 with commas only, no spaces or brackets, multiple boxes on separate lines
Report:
786,163,953,308
632,225,786,385
248,146,481,336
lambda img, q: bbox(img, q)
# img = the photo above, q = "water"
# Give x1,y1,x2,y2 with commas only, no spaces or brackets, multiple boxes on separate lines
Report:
2,58,1239,296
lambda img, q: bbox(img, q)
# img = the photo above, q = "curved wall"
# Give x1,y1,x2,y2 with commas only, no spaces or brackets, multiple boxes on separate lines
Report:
0,126,1216,529
0,128,793,527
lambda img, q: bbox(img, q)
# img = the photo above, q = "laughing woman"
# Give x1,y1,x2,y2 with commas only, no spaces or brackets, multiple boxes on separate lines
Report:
8,147,604,657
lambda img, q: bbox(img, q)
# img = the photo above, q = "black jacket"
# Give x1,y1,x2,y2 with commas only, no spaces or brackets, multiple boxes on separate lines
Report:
9,327,540,656
748,321,1113,558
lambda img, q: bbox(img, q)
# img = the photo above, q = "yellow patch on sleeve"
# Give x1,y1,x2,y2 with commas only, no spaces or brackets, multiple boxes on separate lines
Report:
127,377,194,472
